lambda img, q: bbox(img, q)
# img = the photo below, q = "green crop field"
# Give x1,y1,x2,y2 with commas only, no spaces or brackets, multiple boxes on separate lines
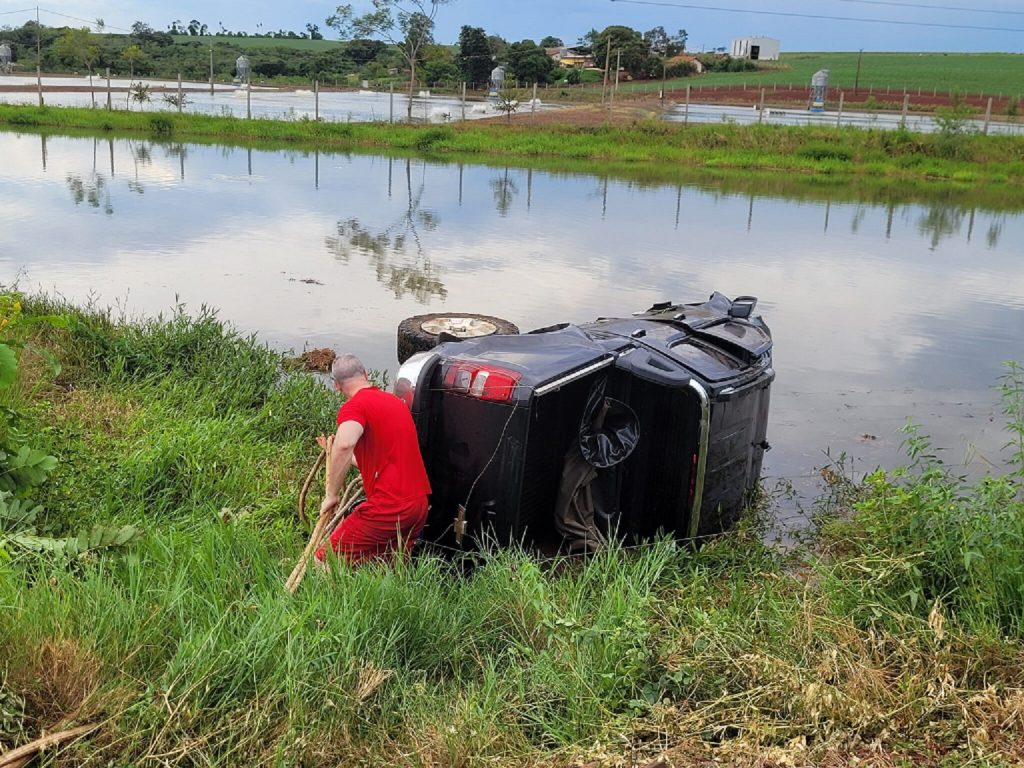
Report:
169,35,342,52
623,52,1024,97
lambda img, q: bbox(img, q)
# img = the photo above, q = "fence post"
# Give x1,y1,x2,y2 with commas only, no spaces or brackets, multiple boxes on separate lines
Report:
177,73,183,113
106,67,111,110
983,96,993,134
389,82,394,124
315,79,319,120
531,82,537,122
900,93,910,129
246,83,251,119
684,84,690,126
461,82,466,121
758,88,765,123
836,91,844,128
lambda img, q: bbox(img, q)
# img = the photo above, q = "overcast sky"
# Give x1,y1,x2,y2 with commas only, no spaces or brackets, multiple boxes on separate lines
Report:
6,0,1024,52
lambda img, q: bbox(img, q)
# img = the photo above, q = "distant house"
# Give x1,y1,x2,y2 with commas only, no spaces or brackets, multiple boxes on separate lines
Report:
666,53,705,74
730,37,780,61
545,46,596,69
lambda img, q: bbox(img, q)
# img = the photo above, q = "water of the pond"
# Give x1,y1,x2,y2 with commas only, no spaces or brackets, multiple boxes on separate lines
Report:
0,75,551,123
664,102,1024,136
2,131,1022,532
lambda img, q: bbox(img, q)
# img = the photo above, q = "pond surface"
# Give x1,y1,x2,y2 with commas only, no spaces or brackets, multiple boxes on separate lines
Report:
0,75,552,123
2,131,1022,530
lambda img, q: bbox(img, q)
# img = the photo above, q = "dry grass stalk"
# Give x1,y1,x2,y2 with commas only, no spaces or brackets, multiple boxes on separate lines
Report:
0,723,99,768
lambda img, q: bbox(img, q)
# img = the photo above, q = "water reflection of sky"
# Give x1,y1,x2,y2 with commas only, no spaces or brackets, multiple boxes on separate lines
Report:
2,131,1022,525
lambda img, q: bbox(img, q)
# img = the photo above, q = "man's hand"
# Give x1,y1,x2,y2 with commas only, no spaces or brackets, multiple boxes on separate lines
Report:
319,494,340,520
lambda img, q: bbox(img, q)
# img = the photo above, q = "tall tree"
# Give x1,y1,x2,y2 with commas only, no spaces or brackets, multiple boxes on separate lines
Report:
592,26,650,78
326,0,454,120
487,34,508,62
55,28,99,106
457,25,491,86
539,35,563,48
505,39,553,85
121,44,143,78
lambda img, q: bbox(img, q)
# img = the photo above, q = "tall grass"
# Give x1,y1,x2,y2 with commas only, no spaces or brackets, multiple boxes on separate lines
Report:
2,299,1024,766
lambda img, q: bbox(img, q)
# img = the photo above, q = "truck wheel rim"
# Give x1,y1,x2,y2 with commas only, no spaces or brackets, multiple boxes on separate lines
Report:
420,317,498,338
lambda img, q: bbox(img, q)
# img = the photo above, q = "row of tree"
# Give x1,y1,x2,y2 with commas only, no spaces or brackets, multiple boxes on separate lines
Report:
166,20,325,40
1,12,751,91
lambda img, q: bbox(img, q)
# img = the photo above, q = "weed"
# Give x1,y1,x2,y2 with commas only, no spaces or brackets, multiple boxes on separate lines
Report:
413,126,453,152
148,115,174,136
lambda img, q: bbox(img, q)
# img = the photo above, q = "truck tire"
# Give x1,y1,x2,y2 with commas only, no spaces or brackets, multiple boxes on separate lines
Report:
397,313,519,364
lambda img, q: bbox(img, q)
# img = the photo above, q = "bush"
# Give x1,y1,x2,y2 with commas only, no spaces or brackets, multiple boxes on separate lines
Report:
796,142,853,162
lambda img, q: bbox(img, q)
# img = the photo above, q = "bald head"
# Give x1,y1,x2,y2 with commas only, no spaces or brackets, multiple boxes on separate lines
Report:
331,354,367,386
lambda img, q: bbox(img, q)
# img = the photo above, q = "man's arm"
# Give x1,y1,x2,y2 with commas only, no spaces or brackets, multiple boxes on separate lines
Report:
319,420,364,518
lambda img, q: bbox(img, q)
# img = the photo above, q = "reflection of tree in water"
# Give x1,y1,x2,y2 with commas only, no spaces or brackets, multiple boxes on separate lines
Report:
66,137,116,214
66,173,113,215
324,159,447,303
164,143,188,180
917,205,964,251
127,140,152,195
489,168,518,217
986,218,1005,249
914,204,1004,251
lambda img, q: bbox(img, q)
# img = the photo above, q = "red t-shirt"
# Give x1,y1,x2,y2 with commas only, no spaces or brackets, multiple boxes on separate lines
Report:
337,386,431,509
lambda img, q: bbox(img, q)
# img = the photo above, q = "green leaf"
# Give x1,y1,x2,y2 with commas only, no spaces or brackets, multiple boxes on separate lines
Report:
27,314,71,329
23,344,61,377
963,550,983,570
0,344,17,389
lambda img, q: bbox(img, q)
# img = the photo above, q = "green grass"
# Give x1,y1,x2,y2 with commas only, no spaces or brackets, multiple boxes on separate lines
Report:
1,296,1024,765
2,105,1023,194
620,51,1024,96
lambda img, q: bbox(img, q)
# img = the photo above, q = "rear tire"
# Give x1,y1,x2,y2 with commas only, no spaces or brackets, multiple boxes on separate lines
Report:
397,313,519,364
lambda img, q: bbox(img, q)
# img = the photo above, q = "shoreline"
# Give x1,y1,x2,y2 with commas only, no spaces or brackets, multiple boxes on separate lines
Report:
2,104,1023,192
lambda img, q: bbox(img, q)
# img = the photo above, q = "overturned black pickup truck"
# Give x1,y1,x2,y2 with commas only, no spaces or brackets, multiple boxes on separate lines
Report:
393,292,774,554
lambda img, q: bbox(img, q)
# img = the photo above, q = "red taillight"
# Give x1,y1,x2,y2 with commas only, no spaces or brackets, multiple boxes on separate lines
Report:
442,363,520,401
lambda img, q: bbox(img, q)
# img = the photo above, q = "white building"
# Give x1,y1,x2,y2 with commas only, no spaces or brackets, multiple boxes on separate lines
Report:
730,37,780,61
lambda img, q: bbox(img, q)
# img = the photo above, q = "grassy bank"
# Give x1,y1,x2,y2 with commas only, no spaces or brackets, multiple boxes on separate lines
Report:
627,51,1024,95
2,104,1023,189
2,293,1024,766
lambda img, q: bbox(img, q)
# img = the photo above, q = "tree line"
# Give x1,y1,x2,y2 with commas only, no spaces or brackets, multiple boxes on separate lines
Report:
0,15,754,87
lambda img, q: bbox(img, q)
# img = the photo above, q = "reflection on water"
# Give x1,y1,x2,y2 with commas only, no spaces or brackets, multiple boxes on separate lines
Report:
2,130,1023,527
324,158,447,303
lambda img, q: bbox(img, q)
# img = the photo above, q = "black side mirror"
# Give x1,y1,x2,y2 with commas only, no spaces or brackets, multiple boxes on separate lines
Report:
728,295,758,319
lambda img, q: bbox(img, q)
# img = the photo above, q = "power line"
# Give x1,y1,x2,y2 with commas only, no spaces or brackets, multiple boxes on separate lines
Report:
838,0,1024,17
0,7,37,15
609,0,1024,33
37,7,132,32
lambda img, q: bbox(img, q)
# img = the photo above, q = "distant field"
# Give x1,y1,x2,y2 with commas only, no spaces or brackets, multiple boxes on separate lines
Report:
622,52,1024,97
169,35,342,52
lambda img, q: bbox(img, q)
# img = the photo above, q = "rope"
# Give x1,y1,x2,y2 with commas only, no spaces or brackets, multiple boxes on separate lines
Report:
285,437,363,594
296,449,326,524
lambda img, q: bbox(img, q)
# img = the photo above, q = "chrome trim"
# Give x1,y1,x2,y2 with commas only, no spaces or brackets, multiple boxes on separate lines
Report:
394,351,438,407
534,357,615,397
686,379,710,540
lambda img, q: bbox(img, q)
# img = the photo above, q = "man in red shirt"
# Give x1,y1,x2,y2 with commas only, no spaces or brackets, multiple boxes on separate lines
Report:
315,354,431,565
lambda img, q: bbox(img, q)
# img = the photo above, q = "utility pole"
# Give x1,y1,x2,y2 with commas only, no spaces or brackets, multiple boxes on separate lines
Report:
209,43,214,95
601,38,611,103
854,48,863,94
36,6,43,107
661,58,667,104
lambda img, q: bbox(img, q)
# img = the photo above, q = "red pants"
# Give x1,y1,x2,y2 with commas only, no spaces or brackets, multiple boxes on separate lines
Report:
315,497,428,566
